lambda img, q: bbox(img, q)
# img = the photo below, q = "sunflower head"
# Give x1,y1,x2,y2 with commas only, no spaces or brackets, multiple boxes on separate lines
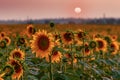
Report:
0,40,6,49
46,50,62,63
8,59,23,80
111,35,118,41
92,33,102,39
10,49,25,60
64,53,77,64
61,31,74,44
104,36,112,44
0,77,4,80
89,40,97,49
27,24,36,37
3,36,11,46
49,21,55,28
95,38,107,52
109,41,119,55
83,43,91,56
3,65,14,76
0,32,6,38
18,37,25,44
30,30,54,58
77,30,85,39
16,37,27,47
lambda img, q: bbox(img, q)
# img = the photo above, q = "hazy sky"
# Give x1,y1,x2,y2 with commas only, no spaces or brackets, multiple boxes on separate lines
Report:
0,0,120,20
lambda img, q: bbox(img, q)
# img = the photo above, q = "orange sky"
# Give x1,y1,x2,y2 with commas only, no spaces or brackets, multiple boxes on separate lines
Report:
0,0,120,20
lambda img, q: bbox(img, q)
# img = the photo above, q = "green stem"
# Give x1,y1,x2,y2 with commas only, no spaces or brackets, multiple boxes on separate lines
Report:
70,44,74,70
49,55,53,80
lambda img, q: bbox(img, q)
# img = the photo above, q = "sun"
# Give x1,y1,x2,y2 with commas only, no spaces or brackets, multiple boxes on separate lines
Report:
74,7,81,14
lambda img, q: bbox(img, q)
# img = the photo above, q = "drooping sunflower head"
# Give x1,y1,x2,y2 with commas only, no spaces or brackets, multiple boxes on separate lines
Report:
2,36,11,46
61,31,74,45
27,24,36,37
95,38,107,52
0,40,6,49
109,41,119,55
9,48,25,60
30,30,54,58
7,59,23,80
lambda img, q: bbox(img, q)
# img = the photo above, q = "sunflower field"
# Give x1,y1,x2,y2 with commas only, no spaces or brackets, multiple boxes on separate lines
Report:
0,23,120,80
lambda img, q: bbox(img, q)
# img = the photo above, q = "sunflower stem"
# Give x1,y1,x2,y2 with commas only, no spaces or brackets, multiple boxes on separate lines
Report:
59,58,62,71
49,55,53,80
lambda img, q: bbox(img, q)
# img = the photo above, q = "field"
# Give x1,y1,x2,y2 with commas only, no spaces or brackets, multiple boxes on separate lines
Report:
0,24,120,80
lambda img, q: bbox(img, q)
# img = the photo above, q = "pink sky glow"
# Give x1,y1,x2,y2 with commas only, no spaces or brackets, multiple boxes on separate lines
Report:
0,0,120,20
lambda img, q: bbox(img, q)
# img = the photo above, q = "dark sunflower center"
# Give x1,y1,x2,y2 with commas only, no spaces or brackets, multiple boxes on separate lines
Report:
37,35,50,51
64,33,72,41
4,38,9,43
29,27,35,34
78,32,85,39
13,52,21,58
55,35,59,40
110,44,115,52
19,38,25,44
85,47,90,53
97,40,104,49
11,60,21,73
52,51,58,56
14,64,21,73
1,33,4,37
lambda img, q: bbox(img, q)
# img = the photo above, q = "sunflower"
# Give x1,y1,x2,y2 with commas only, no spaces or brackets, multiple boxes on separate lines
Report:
0,32,6,38
46,51,62,63
89,40,97,49
0,41,6,49
104,36,112,44
111,35,118,41
95,38,107,52
92,33,102,39
109,41,119,55
2,36,11,46
84,43,91,56
9,48,25,60
75,29,86,40
26,24,36,37
2,65,14,76
64,53,77,64
16,37,27,47
52,32,60,46
7,59,23,80
30,30,54,58
0,77,4,80
61,31,73,45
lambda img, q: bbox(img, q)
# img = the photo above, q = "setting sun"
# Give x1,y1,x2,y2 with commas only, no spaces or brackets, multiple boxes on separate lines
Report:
74,7,81,14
